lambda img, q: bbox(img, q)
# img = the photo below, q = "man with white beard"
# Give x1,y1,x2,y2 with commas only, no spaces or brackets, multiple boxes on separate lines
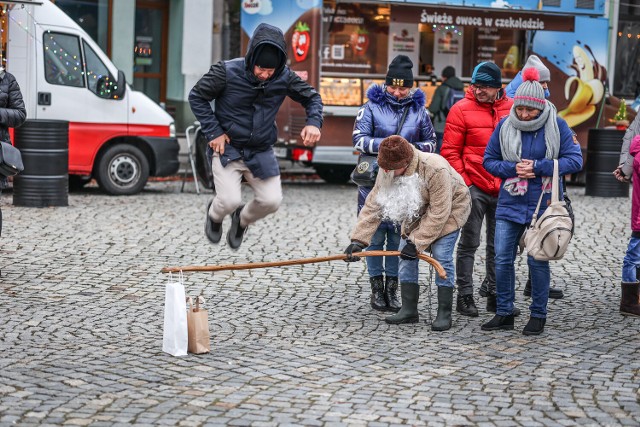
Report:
344,136,471,331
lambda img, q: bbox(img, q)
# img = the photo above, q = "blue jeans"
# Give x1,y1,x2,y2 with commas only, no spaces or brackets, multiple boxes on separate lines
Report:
622,236,640,282
366,225,400,277
398,230,460,288
495,219,549,318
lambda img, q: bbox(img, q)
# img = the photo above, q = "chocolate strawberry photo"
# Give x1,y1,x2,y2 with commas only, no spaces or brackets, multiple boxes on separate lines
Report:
292,21,310,62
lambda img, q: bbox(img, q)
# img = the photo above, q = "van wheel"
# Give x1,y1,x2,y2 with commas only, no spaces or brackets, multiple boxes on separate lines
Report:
96,145,149,195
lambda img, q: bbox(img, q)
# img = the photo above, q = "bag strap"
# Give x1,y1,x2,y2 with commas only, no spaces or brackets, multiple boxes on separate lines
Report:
396,106,410,135
531,160,560,222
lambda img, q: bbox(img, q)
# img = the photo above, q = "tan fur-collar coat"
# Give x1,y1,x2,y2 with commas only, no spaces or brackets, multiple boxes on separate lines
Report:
351,148,471,253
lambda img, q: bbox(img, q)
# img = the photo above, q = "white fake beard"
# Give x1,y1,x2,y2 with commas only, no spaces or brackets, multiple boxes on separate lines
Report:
375,171,424,224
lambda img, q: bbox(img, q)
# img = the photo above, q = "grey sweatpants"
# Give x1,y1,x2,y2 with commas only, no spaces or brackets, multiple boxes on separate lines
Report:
208,153,282,227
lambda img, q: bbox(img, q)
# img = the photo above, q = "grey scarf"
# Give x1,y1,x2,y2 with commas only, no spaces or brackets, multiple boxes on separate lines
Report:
499,101,560,162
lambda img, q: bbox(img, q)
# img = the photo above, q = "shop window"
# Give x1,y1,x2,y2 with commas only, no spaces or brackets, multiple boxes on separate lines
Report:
43,33,85,88
575,0,595,9
613,21,640,97
56,0,109,52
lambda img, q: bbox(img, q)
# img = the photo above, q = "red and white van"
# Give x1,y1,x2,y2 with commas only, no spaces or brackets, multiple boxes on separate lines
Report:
6,0,179,195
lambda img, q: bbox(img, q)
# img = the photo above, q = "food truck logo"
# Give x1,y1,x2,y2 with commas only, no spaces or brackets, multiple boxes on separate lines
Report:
350,28,370,56
292,22,311,62
558,45,607,128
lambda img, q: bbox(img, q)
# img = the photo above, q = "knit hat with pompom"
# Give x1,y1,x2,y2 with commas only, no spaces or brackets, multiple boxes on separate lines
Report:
513,68,546,110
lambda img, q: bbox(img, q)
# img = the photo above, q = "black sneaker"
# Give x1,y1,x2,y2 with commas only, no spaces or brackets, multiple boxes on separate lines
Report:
522,316,546,335
478,278,492,297
227,205,247,249
204,200,222,244
481,314,515,331
456,294,479,317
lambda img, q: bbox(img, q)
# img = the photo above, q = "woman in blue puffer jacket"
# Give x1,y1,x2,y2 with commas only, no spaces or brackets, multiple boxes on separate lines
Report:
352,55,436,312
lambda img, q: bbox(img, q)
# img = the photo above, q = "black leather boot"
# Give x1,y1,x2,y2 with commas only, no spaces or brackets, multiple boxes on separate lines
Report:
481,314,515,331
369,275,387,311
620,281,640,317
432,286,454,331
385,282,419,324
485,292,521,316
522,316,546,335
524,278,564,299
384,276,401,312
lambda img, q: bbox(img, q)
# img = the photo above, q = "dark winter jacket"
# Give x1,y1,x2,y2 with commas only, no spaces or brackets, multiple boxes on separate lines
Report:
188,23,323,179
0,70,26,190
441,87,513,197
0,71,26,143
483,116,583,224
353,84,436,218
429,76,464,133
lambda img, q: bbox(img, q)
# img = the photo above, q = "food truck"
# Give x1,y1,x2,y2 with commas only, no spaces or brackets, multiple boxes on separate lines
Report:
4,0,180,195
241,0,613,183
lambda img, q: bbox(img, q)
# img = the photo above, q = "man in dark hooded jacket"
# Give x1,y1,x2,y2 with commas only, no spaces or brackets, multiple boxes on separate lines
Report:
189,23,323,249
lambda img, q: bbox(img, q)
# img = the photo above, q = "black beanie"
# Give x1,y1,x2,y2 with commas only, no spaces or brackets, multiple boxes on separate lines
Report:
385,55,414,88
442,66,456,79
254,44,281,69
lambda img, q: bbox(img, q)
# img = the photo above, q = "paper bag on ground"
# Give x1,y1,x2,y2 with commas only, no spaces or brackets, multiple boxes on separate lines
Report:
187,296,210,354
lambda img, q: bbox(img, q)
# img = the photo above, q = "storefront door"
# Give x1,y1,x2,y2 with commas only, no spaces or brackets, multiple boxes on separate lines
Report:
133,0,168,103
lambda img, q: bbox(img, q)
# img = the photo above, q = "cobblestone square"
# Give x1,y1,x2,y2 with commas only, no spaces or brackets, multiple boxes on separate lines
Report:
0,180,638,426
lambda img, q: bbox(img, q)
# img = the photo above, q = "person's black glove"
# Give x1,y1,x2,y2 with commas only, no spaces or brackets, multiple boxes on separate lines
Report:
400,241,418,260
344,241,366,262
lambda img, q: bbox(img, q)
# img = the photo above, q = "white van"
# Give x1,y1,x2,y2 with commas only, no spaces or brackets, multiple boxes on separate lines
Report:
6,0,179,195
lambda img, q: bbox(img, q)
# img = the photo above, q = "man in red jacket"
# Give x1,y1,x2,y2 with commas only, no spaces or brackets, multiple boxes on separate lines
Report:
441,62,514,317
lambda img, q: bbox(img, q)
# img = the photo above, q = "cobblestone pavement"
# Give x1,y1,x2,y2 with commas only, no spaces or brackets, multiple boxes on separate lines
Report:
0,179,638,426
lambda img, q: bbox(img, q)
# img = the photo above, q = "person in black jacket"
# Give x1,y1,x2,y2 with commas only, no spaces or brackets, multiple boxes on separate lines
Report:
189,23,323,249
0,69,27,238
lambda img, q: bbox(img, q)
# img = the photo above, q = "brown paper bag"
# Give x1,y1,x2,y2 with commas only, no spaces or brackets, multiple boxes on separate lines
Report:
186,296,210,354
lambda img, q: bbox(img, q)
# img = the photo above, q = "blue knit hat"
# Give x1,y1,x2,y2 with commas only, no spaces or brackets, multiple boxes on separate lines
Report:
471,62,502,88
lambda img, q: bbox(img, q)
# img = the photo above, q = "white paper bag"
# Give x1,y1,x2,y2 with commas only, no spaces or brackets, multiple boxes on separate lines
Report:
162,273,188,356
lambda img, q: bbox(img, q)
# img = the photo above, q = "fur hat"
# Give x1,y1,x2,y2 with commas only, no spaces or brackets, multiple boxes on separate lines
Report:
514,68,546,110
442,66,456,79
378,135,415,170
523,55,550,82
471,61,502,88
385,55,414,88
254,44,281,68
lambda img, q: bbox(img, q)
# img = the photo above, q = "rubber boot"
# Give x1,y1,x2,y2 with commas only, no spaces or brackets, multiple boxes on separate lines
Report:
385,282,419,324
431,286,454,331
369,275,387,311
620,281,640,317
384,276,401,312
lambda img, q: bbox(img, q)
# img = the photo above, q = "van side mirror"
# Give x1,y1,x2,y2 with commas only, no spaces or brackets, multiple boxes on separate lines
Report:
114,70,126,99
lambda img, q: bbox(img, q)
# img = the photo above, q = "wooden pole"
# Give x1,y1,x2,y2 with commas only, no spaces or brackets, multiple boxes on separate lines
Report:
161,250,446,279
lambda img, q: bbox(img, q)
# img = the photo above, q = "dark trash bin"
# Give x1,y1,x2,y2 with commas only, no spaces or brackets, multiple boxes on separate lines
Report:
13,119,69,207
585,128,629,197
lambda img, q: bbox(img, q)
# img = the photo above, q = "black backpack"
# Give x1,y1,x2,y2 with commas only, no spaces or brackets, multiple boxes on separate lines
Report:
439,86,464,120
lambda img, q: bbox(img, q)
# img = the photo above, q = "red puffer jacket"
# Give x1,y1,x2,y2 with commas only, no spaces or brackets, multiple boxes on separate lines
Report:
441,87,513,197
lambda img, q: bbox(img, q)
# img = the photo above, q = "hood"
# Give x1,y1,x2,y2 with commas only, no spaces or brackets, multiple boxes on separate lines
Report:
366,84,426,110
444,76,464,91
245,23,287,78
